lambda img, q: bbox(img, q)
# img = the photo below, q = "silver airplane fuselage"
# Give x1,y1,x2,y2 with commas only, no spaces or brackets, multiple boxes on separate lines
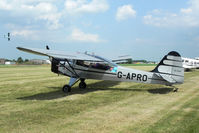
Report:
57,63,172,86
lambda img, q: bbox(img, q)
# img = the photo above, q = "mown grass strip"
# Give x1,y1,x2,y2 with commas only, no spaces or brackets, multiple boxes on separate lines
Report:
0,65,199,133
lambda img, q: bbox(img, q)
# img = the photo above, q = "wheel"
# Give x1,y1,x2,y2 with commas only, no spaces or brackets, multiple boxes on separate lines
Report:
62,85,71,93
173,88,178,92
79,82,86,89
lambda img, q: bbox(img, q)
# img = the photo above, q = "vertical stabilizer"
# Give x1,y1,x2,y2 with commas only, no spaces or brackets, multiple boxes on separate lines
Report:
152,51,184,84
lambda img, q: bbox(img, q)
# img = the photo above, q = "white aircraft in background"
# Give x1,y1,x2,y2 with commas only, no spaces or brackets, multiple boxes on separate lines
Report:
17,47,184,93
182,57,199,71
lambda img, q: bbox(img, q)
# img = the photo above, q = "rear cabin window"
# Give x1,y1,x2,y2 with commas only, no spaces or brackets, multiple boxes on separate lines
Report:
76,60,111,70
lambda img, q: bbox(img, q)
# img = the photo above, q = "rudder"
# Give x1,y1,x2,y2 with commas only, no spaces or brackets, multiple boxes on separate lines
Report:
152,51,184,84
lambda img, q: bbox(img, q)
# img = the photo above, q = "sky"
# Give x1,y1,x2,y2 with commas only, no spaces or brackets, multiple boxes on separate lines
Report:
0,0,199,61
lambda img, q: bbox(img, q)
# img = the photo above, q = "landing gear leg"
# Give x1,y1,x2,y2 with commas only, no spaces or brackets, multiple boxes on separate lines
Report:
62,77,79,93
79,78,86,89
173,87,178,92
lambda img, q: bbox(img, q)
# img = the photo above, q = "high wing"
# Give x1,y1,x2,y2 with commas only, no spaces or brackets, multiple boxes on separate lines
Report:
111,55,132,64
17,47,117,66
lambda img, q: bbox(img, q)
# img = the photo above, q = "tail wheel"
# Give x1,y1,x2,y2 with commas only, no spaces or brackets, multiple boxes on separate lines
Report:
79,82,86,89
173,88,178,92
62,85,71,93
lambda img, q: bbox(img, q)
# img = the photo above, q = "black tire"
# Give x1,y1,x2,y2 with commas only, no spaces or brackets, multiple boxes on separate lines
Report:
79,82,86,89
173,88,178,92
62,85,71,93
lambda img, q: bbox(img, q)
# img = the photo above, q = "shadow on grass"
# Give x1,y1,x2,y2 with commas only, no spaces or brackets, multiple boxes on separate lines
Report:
17,81,120,100
17,80,174,100
147,88,174,94
17,90,66,100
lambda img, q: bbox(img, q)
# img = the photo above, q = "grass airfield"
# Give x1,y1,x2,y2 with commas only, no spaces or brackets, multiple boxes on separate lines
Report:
0,65,199,133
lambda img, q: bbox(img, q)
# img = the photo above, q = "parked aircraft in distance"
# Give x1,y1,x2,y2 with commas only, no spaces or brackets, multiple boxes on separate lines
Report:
182,57,199,71
17,47,184,93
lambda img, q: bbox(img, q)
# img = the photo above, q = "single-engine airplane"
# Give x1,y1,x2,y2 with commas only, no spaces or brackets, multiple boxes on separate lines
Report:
17,47,184,93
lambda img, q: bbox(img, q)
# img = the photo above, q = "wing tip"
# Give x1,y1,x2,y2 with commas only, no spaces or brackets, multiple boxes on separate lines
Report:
16,46,21,50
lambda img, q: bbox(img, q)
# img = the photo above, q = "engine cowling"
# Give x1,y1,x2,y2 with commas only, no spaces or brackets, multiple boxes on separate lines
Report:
51,58,60,73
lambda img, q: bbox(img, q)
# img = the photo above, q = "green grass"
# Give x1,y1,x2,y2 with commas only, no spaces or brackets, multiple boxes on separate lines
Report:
0,65,199,133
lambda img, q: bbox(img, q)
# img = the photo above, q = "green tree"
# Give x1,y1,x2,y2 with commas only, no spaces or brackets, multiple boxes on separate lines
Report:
25,59,29,62
17,57,23,64
126,59,133,64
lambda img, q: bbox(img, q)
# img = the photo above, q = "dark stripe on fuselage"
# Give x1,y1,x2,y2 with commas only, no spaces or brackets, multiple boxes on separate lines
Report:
74,68,117,75
148,78,166,82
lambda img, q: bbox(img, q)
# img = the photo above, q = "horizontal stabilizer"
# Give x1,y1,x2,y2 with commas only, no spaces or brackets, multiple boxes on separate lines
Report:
157,73,177,83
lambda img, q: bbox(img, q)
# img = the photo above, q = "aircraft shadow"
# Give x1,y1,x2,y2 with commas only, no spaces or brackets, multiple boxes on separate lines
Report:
17,90,66,100
18,81,174,100
147,87,173,94
17,81,120,100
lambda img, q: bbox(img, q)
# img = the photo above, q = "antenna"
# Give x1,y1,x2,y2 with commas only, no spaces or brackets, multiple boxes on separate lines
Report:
4,32,10,41
8,33,10,41
46,45,50,50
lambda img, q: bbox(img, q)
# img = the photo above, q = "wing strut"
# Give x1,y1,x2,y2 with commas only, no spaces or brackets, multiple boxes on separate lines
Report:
65,59,79,78
53,58,79,78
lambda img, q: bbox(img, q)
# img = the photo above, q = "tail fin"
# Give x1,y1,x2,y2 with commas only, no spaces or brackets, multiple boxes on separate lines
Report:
152,51,184,84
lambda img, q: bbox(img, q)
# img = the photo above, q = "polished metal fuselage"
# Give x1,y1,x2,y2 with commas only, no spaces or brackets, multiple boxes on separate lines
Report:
58,64,171,86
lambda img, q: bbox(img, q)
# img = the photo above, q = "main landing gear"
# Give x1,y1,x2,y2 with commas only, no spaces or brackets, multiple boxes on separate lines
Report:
62,85,71,93
62,78,87,93
173,87,178,92
79,79,86,89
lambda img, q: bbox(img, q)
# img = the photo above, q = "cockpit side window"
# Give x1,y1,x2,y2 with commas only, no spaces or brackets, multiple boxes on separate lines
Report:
90,62,110,70
76,60,111,70
76,60,89,67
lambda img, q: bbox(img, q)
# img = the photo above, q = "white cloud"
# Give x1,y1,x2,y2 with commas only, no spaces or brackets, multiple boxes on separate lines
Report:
152,9,161,14
21,2,62,30
69,28,102,43
0,1,12,10
0,1,62,30
12,29,39,40
0,0,109,30
116,5,136,21
38,13,62,30
143,0,199,27
21,2,57,13
64,0,109,14
180,8,192,14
